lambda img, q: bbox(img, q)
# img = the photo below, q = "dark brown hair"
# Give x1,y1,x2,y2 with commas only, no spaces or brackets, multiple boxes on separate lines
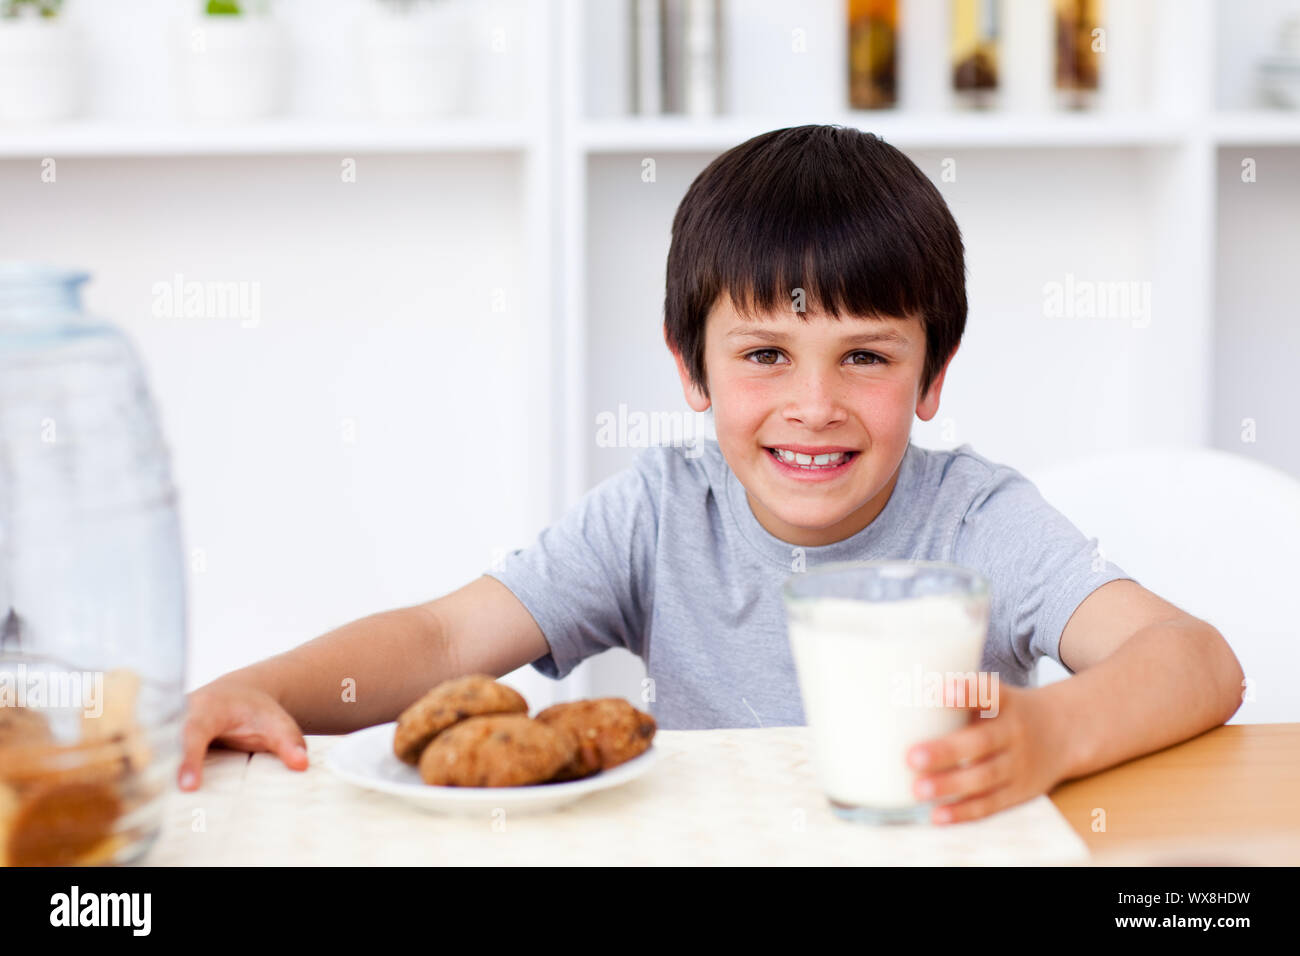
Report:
664,125,967,400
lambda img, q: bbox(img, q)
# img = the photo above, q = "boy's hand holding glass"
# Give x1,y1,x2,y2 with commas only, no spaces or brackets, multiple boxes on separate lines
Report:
908,680,1072,825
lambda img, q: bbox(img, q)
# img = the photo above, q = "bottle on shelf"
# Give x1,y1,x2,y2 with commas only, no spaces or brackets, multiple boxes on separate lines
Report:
951,0,999,110
848,0,899,110
658,0,724,116
1054,0,1103,110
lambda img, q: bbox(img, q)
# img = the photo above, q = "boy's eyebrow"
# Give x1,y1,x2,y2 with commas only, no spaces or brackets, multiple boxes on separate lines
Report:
725,325,911,346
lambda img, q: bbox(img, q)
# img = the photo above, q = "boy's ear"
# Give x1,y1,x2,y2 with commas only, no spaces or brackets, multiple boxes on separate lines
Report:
668,338,711,413
915,345,958,422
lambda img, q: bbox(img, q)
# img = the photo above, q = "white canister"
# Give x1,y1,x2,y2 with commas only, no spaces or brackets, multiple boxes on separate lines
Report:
1098,0,1154,113
176,15,285,122
465,0,524,119
0,17,83,124
359,2,470,120
900,0,952,113
1000,0,1054,113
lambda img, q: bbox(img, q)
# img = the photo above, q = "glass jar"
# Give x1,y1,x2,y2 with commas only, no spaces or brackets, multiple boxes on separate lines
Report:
0,263,186,866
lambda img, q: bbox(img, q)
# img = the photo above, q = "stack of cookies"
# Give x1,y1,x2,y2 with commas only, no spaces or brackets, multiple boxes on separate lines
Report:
0,669,149,866
393,674,657,787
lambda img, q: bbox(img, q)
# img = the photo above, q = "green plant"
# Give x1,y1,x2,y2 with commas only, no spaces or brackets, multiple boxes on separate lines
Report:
204,0,271,14
0,0,64,18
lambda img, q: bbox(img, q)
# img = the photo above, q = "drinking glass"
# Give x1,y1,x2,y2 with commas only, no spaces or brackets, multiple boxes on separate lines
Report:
784,560,990,824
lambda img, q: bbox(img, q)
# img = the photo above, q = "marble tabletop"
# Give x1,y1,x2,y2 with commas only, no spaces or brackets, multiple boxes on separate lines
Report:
145,725,1091,866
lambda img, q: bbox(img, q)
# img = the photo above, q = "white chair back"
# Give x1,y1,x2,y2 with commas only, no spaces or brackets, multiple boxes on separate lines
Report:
1026,447,1300,724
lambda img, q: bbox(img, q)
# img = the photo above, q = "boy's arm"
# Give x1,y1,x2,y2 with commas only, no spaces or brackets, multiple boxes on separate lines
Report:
1048,578,1245,781
905,578,1246,824
210,575,551,735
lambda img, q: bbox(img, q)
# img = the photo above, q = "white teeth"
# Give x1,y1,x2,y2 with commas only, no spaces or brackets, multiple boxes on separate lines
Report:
770,448,849,469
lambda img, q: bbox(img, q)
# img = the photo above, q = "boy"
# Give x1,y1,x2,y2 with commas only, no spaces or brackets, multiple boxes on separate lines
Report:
180,125,1244,825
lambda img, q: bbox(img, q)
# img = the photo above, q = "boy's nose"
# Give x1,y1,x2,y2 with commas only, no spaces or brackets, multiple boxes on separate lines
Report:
783,370,848,428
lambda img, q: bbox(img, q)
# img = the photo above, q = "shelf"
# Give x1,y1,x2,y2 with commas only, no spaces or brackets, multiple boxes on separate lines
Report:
1211,111,1300,145
6,111,1294,161
577,112,1196,153
0,118,535,158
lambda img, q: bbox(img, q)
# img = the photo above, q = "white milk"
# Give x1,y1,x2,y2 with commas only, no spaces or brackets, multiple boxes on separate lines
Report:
787,592,988,810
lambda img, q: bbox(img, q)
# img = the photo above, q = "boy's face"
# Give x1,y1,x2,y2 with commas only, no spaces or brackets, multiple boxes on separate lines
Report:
671,294,954,548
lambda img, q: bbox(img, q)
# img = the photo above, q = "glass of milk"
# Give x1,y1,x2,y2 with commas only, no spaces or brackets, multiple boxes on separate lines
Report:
783,560,991,824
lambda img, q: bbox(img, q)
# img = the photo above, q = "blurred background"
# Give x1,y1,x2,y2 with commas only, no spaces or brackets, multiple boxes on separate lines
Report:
1,0,1296,716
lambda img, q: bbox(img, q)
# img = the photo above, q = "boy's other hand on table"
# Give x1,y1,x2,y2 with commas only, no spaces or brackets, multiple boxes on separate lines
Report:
178,679,310,792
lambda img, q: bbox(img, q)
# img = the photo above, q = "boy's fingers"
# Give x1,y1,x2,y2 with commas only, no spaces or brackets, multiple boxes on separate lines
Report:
915,747,1014,803
178,714,219,791
933,784,1014,825
908,717,1007,774
271,717,309,770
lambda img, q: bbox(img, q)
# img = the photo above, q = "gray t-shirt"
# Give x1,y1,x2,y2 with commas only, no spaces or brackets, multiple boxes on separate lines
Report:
485,439,1135,730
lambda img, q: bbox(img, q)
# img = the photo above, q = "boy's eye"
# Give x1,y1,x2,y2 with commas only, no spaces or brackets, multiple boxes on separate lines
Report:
847,351,888,366
743,349,888,367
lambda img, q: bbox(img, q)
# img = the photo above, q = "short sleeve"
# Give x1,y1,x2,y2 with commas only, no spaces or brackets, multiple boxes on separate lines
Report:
483,454,660,680
952,465,1137,682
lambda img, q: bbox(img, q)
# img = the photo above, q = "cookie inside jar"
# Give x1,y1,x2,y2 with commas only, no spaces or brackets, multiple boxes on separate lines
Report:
0,660,180,866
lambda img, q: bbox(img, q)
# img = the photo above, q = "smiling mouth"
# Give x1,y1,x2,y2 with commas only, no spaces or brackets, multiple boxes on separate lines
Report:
764,447,858,470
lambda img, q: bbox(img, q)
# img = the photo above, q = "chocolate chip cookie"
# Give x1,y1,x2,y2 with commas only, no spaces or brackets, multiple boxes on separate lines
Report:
393,675,528,765
534,698,657,781
418,714,576,787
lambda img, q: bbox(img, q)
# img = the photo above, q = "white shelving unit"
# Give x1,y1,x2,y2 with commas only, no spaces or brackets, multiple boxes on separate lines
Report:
1,0,1296,704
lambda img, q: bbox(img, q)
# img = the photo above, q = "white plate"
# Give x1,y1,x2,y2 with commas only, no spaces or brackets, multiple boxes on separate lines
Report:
324,721,661,815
